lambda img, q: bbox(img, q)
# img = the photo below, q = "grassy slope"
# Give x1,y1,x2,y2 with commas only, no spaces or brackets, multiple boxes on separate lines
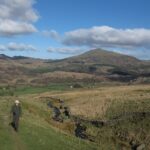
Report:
0,84,150,150
42,49,144,77
0,96,98,150
36,84,150,149
65,49,141,66
44,85,149,119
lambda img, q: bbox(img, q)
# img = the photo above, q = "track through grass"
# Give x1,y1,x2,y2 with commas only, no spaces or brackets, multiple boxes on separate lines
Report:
0,97,99,150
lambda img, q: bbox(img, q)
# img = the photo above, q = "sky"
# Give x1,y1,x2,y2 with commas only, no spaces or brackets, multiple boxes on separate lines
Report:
0,0,150,60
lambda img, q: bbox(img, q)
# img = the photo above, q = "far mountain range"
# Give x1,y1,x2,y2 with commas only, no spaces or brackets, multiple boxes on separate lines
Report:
0,49,150,86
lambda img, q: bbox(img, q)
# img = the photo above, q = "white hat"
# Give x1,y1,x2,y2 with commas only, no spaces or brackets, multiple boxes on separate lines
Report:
15,100,20,104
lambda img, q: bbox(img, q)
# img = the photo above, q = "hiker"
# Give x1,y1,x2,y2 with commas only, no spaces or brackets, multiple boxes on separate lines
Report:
11,100,22,132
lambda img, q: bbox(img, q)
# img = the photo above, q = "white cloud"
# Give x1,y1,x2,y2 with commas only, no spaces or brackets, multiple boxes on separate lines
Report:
0,19,37,36
47,47,85,54
0,0,38,22
0,42,37,51
42,30,60,40
61,26,150,49
0,0,38,37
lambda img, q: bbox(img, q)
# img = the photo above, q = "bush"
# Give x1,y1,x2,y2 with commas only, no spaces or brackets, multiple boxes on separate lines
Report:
73,83,83,88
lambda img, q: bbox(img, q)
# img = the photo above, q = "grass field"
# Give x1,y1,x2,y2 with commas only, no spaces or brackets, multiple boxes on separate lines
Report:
0,96,98,150
0,84,150,150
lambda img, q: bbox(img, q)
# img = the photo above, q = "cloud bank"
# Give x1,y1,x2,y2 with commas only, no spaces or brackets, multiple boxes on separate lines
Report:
0,0,38,37
0,42,37,51
45,26,150,59
62,26,150,49
47,47,85,54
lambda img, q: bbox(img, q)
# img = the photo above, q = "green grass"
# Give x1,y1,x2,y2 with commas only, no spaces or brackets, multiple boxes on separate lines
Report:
0,99,15,150
20,120,98,150
0,82,101,96
94,116,150,149
97,98,150,149
0,84,71,96
0,119,15,150
15,84,70,95
0,96,99,150
0,85,150,150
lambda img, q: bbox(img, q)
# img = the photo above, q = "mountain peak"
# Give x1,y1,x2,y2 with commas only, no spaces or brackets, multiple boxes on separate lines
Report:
82,48,135,58
65,48,141,67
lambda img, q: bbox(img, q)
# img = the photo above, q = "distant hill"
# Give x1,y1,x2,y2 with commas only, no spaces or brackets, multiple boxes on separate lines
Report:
12,56,30,60
0,54,11,59
64,49,142,67
0,49,150,85
45,49,150,80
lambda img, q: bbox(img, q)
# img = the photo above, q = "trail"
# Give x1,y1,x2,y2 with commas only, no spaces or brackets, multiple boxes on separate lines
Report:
11,126,27,150
0,100,27,150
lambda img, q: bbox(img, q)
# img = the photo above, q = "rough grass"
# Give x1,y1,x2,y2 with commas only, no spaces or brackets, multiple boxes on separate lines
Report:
0,84,150,150
35,84,150,149
44,84,150,119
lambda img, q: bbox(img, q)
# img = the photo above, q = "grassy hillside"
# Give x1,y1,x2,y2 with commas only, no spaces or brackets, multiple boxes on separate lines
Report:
29,84,150,149
0,96,98,150
64,49,142,67
42,49,140,77
0,84,149,150
50,49,150,83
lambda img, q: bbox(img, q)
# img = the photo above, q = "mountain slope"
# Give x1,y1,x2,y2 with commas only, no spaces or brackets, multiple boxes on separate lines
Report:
64,49,142,67
46,49,149,80
0,49,150,85
0,54,11,59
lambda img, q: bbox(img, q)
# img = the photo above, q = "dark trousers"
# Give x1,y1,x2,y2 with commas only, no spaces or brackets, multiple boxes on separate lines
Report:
12,115,19,131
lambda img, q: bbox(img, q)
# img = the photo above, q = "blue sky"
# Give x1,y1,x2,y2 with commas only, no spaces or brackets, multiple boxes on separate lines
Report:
0,0,150,59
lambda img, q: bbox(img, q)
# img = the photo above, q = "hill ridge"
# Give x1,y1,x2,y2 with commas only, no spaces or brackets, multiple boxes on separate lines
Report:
0,48,150,85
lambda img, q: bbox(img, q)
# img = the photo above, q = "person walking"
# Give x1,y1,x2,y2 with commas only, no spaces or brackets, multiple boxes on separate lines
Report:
11,100,22,132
